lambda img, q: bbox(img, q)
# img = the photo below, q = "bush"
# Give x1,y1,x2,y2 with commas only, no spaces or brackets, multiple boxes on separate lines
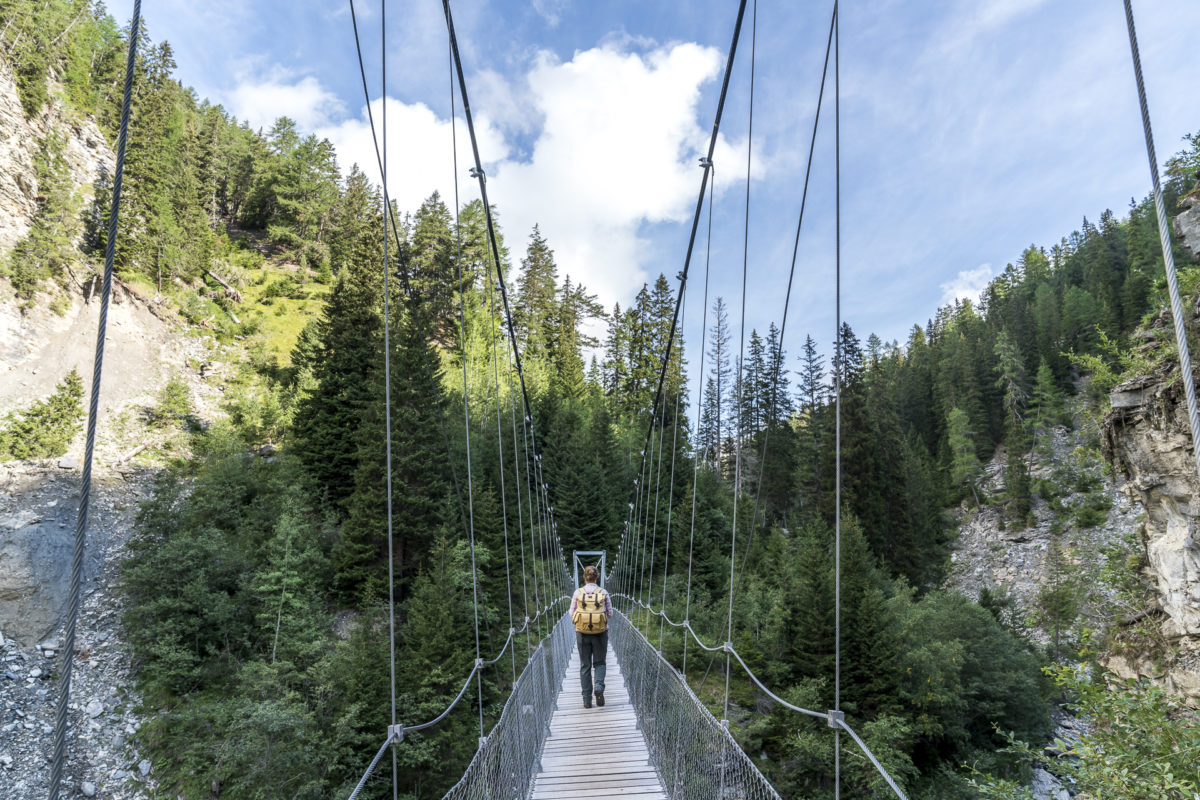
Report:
262,275,303,301
972,667,1200,800
147,375,192,428
0,368,85,460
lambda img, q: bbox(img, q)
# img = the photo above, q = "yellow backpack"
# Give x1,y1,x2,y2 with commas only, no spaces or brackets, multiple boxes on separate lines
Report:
572,586,608,634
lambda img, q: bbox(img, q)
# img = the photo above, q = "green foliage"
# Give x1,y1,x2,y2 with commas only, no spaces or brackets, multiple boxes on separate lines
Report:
947,406,983,505
0,368,84,460
973,667,1200,800
4,133,82,301
147,374,191,427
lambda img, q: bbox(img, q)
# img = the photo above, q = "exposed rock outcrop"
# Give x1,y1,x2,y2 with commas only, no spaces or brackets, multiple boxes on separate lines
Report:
947,425,1140,648
0,57,114,255
1105,360,1200,701
1175,192,1200,262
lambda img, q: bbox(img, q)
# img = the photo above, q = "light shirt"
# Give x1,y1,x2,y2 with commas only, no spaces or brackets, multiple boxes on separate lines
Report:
570,582,613,618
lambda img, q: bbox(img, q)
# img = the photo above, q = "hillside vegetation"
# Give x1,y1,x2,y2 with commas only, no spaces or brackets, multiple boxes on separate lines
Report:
3,2,1200,798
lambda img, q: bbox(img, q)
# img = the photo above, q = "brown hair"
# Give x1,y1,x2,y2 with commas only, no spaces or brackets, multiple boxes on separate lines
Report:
584,565,599,584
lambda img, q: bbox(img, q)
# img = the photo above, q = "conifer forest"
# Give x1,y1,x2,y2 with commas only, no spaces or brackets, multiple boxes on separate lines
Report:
2,1,1200,799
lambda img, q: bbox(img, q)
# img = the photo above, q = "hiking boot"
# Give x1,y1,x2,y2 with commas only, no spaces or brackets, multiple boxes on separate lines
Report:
595,692,605,707
583,697,592,709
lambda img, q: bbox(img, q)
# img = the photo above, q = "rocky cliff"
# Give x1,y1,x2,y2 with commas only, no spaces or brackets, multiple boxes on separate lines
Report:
1098,195,1200,702
0,57,113,255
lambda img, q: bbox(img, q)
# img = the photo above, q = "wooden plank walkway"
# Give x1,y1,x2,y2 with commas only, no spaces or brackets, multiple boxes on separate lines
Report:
531,646,666,800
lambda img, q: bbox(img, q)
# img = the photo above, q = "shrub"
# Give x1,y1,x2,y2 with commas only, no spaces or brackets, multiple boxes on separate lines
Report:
0,368,85,460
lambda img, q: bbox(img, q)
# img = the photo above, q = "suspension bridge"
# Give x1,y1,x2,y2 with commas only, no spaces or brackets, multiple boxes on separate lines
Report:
45,0,1196,797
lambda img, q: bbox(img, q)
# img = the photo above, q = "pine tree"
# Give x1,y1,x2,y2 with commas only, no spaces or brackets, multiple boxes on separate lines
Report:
947,407,983,507
335,310,452,605
708,297,732,468
7,133,82,300
291,269,382,509
514,225,559,359
409,192,457,344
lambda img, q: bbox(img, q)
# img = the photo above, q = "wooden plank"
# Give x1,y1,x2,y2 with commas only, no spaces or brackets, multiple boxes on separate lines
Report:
533,648,666,799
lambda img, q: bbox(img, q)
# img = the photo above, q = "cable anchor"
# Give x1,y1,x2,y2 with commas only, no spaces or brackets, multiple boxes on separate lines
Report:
388,724,405,743
469,166,486,183
699,156,713,168
827,709,844,729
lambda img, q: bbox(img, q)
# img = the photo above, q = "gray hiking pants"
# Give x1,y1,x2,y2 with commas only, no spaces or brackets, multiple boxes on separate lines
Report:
577,630,607,698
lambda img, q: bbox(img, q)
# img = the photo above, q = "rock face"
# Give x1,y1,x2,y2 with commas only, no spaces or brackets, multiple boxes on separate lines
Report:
0,58,114,255
0,486,101,645
1105,360,1200,700
947,424,1140,648
1175,192,1200,262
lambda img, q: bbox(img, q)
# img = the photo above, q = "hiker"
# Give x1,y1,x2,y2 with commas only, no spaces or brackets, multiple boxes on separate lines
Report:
571,565,612,708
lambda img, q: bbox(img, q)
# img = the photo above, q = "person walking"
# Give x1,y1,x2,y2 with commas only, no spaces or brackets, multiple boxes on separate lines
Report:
570,565,612,708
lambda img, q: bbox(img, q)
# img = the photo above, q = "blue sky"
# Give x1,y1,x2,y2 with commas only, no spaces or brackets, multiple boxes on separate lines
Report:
146,0,1198,383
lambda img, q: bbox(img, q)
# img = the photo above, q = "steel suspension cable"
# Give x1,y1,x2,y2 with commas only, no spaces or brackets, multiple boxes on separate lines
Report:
722,4,757,795
732,1,836,611
49,4,139,798
347,0,471,541
683,167,716,680
1122,0,1200,483
440,0,557,552
380,4,399,797
658,319,684,654
486,240,518,686
833,6,843,797
646,403,668,625
447,40,486,743
626,0,749,523
507,361,533,653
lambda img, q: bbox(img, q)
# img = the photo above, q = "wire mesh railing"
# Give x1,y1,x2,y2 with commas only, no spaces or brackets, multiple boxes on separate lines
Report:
610,610,783,800
439,608,575,800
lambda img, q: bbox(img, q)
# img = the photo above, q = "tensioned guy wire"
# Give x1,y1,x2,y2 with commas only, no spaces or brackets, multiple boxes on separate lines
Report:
1122,0,1200,484
722,1,757,795
683,167,715,679
347,0,471,539
49,3,139,798
447,36,486,743
833,5,843,797
380,2,399,798
732,0,836,610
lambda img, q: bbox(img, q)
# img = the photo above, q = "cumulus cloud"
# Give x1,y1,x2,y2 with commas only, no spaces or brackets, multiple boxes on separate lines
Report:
940,264,993,308
265,40,760,315
317,100,509,219
227,71,345,132
491,42,756,309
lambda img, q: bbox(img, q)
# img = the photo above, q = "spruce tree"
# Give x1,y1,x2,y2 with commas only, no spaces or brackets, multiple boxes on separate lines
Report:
335,309,452,605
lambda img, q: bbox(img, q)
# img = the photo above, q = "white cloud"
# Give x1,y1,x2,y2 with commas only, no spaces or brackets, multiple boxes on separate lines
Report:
264,40,761,317
228,72,344,132
317,100,509,219
940,264,993,308
492,42,757,310
532,0,569,28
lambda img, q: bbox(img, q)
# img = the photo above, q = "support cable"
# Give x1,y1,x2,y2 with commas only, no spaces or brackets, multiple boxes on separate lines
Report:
486,242,518,686
347,0,471,540
732,0,836,609
721,4,756,795
683,167,715,680
610,596,909,799
507,359,533,656
447,39,486,743
1122,0,1200,482
658,317,684,654
833,7,843,798
49,3,140,798
380,4,399,798
440,0,553,526
627,0,749,517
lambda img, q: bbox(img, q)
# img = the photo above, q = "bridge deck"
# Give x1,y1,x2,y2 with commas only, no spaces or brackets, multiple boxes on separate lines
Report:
532,644,666,800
